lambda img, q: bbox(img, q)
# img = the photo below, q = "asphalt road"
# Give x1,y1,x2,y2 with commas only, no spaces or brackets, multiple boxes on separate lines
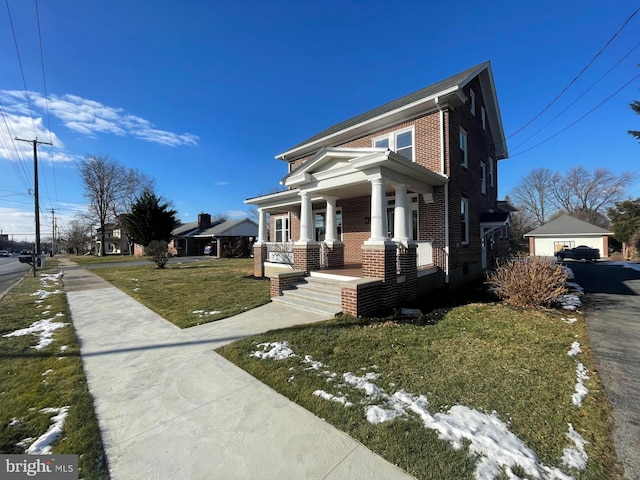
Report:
0,256,32,297
568,260,640,480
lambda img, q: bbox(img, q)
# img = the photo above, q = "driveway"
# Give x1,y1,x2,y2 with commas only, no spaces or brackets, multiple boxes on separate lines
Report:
567,260,640,480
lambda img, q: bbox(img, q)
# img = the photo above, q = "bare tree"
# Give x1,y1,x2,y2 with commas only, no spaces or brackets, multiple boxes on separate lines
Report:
549,167,637,226
62,217,93,255
77,154,152,256
510,168,556,226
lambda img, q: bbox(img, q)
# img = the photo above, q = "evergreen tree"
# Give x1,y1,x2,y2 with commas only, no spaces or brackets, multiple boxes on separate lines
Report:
607,198,640,258
629,100,640,141
121,190,178,248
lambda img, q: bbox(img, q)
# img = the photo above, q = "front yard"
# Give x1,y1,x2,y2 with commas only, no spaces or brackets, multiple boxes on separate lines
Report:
217,297,622,480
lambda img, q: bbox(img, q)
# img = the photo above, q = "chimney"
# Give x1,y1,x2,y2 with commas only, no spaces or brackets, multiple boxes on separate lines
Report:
198,213,212,229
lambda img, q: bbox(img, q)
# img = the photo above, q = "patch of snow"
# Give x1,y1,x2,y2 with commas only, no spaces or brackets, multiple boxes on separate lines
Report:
304,355,324,370
343,372,382,397
572,363,589,407
31,289,62,301
567,342,582,357
566,282,584,293
3,317,69,349
313,390,353,407
562,423,588,470
555,294,582,311
562,266,575,280
192,309,222,317
562,317,577,324
42,369,53,376
250,341,297,360
24,406,69,454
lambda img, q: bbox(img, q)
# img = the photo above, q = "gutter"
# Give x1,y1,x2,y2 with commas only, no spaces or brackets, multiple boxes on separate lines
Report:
435,96,450,284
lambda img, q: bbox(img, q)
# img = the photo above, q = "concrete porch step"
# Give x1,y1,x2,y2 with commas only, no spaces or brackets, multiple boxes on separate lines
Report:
271,276,344,317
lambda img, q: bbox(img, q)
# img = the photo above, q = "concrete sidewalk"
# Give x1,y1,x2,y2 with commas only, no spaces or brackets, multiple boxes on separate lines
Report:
58,258,414,480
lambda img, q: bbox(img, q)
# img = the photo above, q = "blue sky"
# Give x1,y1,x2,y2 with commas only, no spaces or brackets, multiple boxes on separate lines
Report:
1,0,638,242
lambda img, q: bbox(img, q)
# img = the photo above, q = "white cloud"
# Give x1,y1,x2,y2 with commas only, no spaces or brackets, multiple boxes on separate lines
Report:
0,90,199,149
0,111,65,162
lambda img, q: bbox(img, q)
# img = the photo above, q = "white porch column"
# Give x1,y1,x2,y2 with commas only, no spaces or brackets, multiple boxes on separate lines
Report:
298,190,314,243
325,195,338,243
257,208,267,243
392,183,410,245
367,176,389,243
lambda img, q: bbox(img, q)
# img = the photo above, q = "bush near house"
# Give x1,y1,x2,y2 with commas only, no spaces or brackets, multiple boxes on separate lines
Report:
486,256,568,308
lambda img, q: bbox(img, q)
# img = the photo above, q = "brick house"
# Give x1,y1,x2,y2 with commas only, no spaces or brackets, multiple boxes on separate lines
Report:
246,61,510,317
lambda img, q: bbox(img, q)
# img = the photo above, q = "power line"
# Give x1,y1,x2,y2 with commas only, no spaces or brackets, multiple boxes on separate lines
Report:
507,6,640,139
510,40,640,152
510,71,640,158
4,0,38,139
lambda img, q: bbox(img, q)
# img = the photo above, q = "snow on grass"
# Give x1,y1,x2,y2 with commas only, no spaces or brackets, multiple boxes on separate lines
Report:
252,342,586,479
313,390,353,407
562,423,589,470
192,309,222,318
23,406,69,454
562,317,578,324
572,363,590,407
3,313,69,349
250,341,296,360
32,289,63,302
567,342,582,357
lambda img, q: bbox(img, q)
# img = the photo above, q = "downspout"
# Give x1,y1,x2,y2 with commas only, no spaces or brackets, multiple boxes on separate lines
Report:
435,97,450,284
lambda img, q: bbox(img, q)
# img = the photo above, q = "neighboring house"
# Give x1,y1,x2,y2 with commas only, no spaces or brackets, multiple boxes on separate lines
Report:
169,213,258,258
95,223,130,255
523,215,613,258
246,61,510,317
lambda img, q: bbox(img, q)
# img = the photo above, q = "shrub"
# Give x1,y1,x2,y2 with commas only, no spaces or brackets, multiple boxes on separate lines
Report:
145,240,169,269
486,256,568,308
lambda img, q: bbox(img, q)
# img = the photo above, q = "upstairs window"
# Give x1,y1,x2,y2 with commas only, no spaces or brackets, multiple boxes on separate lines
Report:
373,127,414,161
461,198,469,245
481,162,487,195
459,128,468,168
481,106,486,130
470,89,476,116
488,157,494,187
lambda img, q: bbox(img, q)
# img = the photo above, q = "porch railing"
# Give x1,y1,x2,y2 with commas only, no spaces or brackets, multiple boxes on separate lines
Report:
416,241,433,268
265,242,293,265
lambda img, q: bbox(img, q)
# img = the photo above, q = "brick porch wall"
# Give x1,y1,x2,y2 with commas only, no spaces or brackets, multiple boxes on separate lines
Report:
270,271,306,297
253,243,267,278
324,242,345,268
293,243,321,274
362,243,398,312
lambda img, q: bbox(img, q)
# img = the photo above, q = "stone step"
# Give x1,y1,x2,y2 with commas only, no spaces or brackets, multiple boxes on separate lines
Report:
271,295,341,317
271,276,344,316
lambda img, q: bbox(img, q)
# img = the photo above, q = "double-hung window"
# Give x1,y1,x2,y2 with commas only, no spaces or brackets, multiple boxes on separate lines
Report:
274,215,289,242
481,106,486,130
373,127,414,161
461,198,469,245
460,128,468,168
481,161,487,195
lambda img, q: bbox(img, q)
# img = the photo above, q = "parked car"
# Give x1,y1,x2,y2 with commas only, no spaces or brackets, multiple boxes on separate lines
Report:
0,250,9,257
557,245,600,262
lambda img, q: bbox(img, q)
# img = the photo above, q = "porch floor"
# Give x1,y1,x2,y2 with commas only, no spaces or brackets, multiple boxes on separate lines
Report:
310,263,363,281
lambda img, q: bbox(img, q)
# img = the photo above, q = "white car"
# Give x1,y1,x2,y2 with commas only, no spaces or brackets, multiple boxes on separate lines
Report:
0,250,9,257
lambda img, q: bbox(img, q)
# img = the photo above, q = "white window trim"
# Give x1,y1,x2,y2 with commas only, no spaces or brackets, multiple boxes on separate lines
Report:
372,126,415,162
460,128,468,168
470,89,476,116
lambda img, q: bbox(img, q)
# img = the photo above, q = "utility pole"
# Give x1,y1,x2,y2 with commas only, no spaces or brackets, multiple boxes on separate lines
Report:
15,137,53,275
50,208,56,256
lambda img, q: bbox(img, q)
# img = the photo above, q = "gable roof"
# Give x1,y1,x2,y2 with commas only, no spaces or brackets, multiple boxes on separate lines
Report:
524,215,613,237
193,218,257,238
276,61,508,162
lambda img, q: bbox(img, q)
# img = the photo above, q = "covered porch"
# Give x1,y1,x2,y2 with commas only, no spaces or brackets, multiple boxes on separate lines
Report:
245,147,448,316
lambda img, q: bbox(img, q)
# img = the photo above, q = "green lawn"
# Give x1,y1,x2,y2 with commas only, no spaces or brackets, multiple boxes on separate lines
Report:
0,261,109,479
85,257,271,328
217,302,622,480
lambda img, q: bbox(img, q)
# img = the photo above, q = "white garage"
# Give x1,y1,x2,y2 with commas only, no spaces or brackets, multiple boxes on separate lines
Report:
524,215,613,258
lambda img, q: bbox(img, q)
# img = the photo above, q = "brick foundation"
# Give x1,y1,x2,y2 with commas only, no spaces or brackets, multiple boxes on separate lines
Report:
341,279,383,317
